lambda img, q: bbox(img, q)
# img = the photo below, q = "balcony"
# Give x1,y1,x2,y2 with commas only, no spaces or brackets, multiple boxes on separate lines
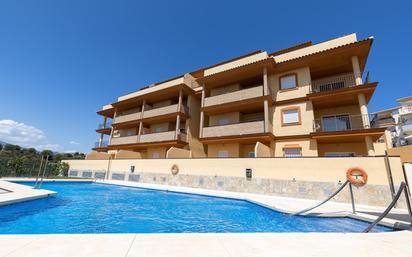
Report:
313,114,376,133
202,120,265,138
311,72,370,93
203,86,264,107
110,135,138,145
142,104,185,119
112,111,141,125
94,141,108,148
139,131,177,143
109,131,188,146
399,105,412,116
402,123,412,133
97,122,112,130
374,117,396,128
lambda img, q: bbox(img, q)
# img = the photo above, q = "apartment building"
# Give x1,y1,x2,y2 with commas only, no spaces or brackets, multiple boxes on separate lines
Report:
93,33,386,159
374,96,412,146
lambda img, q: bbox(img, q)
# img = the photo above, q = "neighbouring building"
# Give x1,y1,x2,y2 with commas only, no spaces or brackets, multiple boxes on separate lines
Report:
373,96,412,147
93,33,387,159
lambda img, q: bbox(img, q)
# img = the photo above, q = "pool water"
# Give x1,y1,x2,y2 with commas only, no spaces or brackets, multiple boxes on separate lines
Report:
0,182,391,234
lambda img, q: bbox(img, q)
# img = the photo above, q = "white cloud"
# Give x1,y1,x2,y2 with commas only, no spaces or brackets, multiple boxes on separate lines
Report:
0,119,64,152
0,120,45,145
64,150,78,153
69,140,80,145
36,144,63,152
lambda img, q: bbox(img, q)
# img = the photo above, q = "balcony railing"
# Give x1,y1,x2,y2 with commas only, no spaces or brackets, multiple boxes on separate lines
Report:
311,72,369,93
202,120,265,138
97,122,112,130
113,111,141,124
313,114,376,132
402,123,412,133
399,105,412,116
94,141,108,148
110,135,139,145
143,104,186,119
204,85,264,107
374,117,396,128
108,131,188,146
139,131,176,143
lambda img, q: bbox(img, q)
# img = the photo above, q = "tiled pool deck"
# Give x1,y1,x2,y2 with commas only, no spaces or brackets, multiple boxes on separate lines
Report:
0,178,411,257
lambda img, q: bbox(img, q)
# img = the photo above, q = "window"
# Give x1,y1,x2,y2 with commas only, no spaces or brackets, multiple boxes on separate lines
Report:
279,74,297,90
281,108,300,125
248,151,255,158
283,148,302,157
218,118,229,126
154,127,164,133
218,150,229,158
325,152,355,157
321,115,351,131
152,152,160,159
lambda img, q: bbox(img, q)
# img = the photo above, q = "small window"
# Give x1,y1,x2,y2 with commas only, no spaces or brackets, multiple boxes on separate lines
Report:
218,118,229,126
218,150,229,158
282,108,300,125
280,74,297,90
283,148,302,157
152,152,160,159
154,127,164,133
248,152,255,158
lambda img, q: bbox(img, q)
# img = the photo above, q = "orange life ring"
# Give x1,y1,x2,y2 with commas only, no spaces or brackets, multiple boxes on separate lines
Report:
346,167,368,187
171,164,179,175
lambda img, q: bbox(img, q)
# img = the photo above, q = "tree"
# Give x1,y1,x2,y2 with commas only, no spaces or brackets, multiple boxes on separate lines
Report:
7,156,27,176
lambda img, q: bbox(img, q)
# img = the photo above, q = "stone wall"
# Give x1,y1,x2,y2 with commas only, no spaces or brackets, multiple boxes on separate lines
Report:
68,169,403,207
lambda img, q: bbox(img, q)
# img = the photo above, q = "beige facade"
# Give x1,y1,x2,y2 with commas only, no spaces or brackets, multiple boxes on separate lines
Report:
94,33,387,159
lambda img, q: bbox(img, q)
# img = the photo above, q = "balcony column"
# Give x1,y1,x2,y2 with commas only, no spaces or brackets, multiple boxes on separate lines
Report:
351,56,363,85
264,100,269,133
365,136,375,156
140,100,146,119
358,93,370,128
199,87,205,137
108,111,116,145
175,89,183,140
175,115,181,140
263,67,269,95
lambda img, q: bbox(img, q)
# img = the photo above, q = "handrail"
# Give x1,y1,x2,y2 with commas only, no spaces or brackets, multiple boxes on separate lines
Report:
293,180,353,215
33,156,44,189
36,156,49,189
363,182,412,233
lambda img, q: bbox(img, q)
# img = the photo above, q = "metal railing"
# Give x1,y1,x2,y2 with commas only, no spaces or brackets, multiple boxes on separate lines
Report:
313,114,376,132
97,122,112,130
399,105,412,115
94,141,108,148
310,72,369,93
293,180,356,215
363,182,412,232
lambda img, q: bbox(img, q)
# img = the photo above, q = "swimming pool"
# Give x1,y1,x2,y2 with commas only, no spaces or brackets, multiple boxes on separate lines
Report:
0,182,391,234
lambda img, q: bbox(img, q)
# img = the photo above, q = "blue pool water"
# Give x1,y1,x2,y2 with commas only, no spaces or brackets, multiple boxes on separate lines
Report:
0,182,391,234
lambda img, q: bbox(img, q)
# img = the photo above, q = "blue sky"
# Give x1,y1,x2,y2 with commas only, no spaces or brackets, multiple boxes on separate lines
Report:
0,0,411,153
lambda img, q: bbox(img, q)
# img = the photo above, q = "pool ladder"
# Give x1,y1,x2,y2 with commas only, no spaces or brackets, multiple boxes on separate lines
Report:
293,180,412,232
34,155,49,189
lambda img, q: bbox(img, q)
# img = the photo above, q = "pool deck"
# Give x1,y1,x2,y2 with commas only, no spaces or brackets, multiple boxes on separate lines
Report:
0,178,411,256
0,180,56,206
1,231,412,257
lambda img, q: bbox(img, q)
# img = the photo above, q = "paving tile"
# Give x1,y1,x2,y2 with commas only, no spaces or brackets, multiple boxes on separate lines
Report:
0,235,39,257
127,233,231,257
5,234,135,257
